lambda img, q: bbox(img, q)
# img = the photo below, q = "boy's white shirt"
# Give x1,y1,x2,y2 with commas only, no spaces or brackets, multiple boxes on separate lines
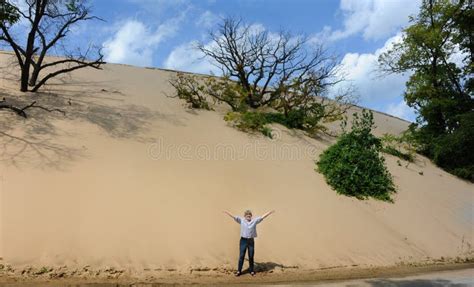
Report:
234,216,263,238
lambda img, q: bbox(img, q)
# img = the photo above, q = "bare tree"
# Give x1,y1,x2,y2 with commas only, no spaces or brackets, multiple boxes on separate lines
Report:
275,72,356,122
198,17,350,110
0,0,104,92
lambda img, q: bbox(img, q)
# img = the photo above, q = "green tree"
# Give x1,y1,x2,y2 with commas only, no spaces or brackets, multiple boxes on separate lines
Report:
379,0,474,181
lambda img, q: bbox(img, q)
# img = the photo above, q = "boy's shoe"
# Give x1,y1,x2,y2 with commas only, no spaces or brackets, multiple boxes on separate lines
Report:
235,271,242,277
250,271,256,276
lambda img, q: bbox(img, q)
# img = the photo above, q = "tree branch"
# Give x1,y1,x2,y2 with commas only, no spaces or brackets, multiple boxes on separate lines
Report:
0,99,65,118
32,54,104,92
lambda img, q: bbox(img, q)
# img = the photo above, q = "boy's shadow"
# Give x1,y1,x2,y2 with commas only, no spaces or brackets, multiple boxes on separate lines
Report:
241,261,298,274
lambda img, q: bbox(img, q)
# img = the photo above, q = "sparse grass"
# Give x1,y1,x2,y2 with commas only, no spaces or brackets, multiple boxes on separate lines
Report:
35,266,51,275
381,133,416,163
382,146,415,162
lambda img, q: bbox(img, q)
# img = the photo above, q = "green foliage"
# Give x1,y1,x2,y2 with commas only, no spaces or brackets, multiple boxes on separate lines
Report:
271,74,348,132
215,74,348,135
378,0,473,182
205,76,247,111
317,110,396,201
234,111,268,132
170,73,249,112
224,106,337,139
430,113,474,181
382,146,412,162
0,1,19,24
264,107,328,132
224,111,273,138
35,266,51,275
169,73,212,110
380,133,416,163
261,126,273,138
171,20,354,137
66,0,79,12
264,110,306,129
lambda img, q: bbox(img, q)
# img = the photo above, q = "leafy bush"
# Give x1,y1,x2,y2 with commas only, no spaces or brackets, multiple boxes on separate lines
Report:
224,111,273,138
224,107,336,139
264,108,326,132
170,72,252,112
204,76,248,112
316,110,396,201
169,73,212,110
270,75,351,133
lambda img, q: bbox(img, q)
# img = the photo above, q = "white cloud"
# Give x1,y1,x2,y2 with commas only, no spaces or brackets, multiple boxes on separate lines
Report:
385,100,415,121
337,34,406,98
196,11,220,29
449,44,470,71
163,41,220,75
315,0,420,42
103,17,182,67
334,33,415,121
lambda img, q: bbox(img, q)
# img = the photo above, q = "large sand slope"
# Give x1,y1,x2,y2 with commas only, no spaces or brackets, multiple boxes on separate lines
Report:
0,52,472,273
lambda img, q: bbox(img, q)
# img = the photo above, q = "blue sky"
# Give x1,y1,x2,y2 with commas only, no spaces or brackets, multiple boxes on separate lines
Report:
16,0,423,121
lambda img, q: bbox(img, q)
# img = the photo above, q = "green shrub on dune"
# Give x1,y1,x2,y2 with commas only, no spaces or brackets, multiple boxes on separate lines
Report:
317,110,395,201
224,111,273,138
380,133,416,163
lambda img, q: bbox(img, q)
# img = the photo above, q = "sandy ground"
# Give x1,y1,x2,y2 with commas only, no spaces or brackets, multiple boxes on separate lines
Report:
0,262,473,286
0,51,473,283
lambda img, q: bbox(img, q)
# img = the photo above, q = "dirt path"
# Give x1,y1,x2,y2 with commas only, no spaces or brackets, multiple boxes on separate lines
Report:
0,262,473,286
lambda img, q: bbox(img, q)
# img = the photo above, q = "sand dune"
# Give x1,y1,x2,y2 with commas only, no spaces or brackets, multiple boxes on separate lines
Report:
0,52,472,278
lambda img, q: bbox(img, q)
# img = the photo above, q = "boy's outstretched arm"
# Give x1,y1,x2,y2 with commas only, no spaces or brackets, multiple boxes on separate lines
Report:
223,210,235,219
261,210,275,220
223,210,241,223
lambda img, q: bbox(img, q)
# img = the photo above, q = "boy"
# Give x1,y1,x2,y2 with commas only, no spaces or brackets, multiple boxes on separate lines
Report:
223,209,275,276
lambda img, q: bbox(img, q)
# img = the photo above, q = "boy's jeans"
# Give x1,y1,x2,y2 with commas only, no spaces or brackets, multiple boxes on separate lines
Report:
238,237,255,273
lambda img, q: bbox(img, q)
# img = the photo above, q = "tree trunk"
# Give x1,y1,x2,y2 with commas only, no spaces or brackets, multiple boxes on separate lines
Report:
20,0,44,92
246,93,260,108
20,17,37,92
20,65,29,92
29,67,40,86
